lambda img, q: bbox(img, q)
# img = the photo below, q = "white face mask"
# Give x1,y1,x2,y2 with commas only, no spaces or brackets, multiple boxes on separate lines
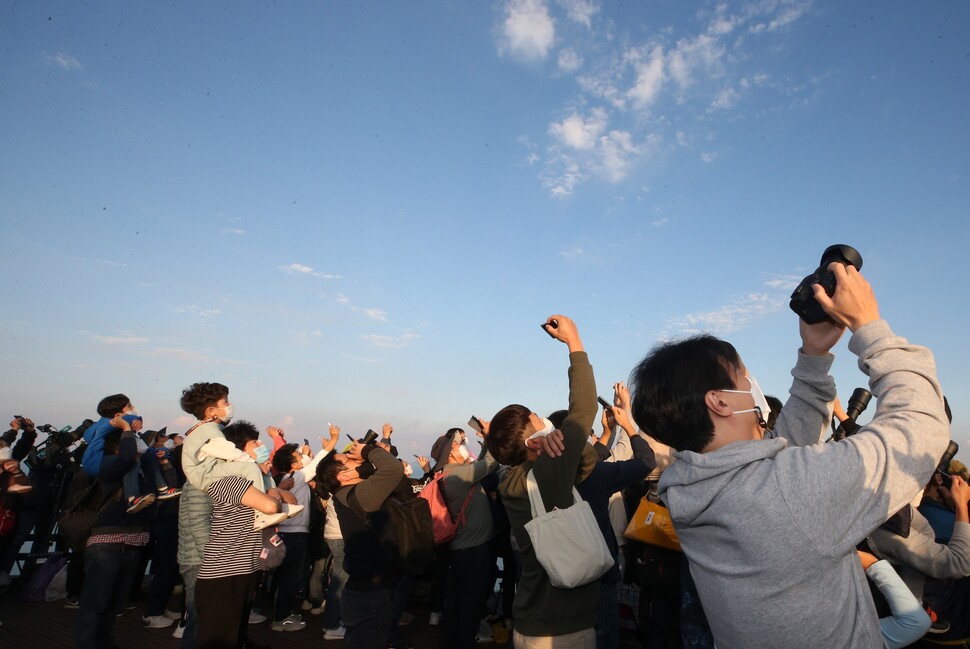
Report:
525,417,556,446
721,375,772,428
457,445,470,461
213,403,234,424
164,439,175,450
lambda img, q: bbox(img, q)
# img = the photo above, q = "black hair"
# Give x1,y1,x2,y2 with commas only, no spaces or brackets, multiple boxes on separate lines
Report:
273,443,299,474
547,409,568,430
97,394,130,418
223,419,259,452
629,334,742,453
765,395,784,431
315,454,344,499
485,404,532,466
180,382,229,420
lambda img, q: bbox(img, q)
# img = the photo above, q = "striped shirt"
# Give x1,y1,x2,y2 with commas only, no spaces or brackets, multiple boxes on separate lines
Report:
197,476,262,580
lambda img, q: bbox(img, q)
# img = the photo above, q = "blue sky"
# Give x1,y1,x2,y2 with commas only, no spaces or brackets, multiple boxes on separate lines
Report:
2,1,968,466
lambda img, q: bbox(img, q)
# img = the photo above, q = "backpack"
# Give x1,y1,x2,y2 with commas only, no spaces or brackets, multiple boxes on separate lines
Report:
56,474,119,552
381,492,435,576
418,470,475,546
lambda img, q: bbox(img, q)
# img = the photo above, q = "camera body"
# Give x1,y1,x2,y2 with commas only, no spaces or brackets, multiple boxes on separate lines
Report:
789,244,863,324
361,429,379,445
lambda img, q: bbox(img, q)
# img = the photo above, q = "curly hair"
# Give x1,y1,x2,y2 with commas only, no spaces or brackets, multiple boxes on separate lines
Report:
179,382,229,420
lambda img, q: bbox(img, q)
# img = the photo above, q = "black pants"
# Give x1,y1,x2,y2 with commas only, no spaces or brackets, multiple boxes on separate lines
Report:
196,571,260,649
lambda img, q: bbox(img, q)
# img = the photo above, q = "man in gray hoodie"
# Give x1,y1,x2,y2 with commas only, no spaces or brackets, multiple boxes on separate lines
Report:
629,263,950,649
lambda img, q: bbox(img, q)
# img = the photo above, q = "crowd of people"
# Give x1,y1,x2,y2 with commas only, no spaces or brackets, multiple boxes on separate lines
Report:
0,263,968,649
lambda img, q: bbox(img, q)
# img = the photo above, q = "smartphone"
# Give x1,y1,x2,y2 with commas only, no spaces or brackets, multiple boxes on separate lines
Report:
467,416,485,435
539,318,559,339
303,438,310,447
597,396,613,410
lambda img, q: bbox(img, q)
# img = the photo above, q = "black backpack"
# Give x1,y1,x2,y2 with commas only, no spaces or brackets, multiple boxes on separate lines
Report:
381,491,435,576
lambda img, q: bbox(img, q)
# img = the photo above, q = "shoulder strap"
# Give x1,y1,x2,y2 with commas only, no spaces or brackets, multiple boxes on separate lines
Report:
525,469,580,518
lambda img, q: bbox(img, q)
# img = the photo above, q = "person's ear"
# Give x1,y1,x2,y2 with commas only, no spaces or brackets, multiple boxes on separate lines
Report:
705,390,733,418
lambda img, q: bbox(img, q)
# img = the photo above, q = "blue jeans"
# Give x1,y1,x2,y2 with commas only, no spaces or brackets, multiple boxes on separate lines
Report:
322,538,348,629
343,586,395,649
75,542,140,649
181,564,200,649
595,579,620,649
273,531,309,621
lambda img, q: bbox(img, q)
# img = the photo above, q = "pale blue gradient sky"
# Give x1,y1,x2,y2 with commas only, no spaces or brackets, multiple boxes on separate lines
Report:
2,1,968,465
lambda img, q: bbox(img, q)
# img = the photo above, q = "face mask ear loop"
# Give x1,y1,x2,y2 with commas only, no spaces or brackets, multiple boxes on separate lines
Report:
754,406,768,429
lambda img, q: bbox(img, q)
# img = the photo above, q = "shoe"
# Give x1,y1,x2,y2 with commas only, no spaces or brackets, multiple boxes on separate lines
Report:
64,596,79,609
164,609,182,620
302,600,314,611
127,493,156,513
284,503,305,518
323,626,346,639
248,610,267,624
157,487,182,500
311,603,325,615
271,614,307,632
428,611,441,626
172,622,185,639
398,611,414,626
254,510,288,530
143,615,175,628
475,618,495,643
926,605,950,634
7,483,32,493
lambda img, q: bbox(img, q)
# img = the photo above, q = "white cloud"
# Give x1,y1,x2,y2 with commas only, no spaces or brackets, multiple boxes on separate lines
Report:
700,151,718,163
150,347,211,363
500,0,556,61
360,307,387,322
223,228,245,235
541,158,585,196
334,293,350,305
173,305,221,318
627,46,666,109
596,130,639,182
278,262,340,279
549,108,607,150
652,217,670,226
280,415,296,428
664,292,784,337
361,332,420,349
93,335,148,345
558,48,583,72
763,274,802,290
46,52,83,71
710,87,740,110
558,0,598,28
559,245,585,259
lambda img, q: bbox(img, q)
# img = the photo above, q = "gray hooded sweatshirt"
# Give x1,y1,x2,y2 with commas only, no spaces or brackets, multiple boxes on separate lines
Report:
658,320,949,649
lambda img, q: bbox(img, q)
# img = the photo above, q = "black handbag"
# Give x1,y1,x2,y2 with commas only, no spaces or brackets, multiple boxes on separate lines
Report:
258,527,286,571
57,482,119,552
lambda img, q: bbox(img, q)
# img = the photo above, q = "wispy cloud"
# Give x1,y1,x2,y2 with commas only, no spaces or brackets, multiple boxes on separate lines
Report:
559,245,585,259
499,0,556,61
663,292,783,337
45,52,83,71
361,332,420,349
93,335,148,345
173,305,221,318
652,217,670,227
278,262,341,279
359,308,387,322
763,274,801,290
150,347,211,363
504,0,814,195
223,228,245,235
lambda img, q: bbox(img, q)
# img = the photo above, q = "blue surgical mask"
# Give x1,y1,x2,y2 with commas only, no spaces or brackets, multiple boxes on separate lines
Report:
253,444,270,464
721,375,772,428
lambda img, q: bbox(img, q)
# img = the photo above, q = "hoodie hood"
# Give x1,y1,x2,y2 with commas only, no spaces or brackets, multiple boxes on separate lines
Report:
658,437,788,525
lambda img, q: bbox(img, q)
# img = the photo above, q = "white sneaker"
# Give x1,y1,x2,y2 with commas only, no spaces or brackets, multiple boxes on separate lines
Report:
142,615,175,629
7,483,32,494
271,614,307,632
248,610,267,624
311,603,325,615
323,626,346,639
172,622,185,639
428,611,442,626
254,510,288,530
284,503,305,518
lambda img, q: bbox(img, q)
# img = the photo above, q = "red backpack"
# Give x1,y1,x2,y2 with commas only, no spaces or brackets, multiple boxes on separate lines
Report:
418,471,475,546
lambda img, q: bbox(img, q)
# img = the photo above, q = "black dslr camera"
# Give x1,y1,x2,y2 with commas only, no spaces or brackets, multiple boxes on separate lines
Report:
790,244,863,324
936,441,960,488
831,388,872,441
